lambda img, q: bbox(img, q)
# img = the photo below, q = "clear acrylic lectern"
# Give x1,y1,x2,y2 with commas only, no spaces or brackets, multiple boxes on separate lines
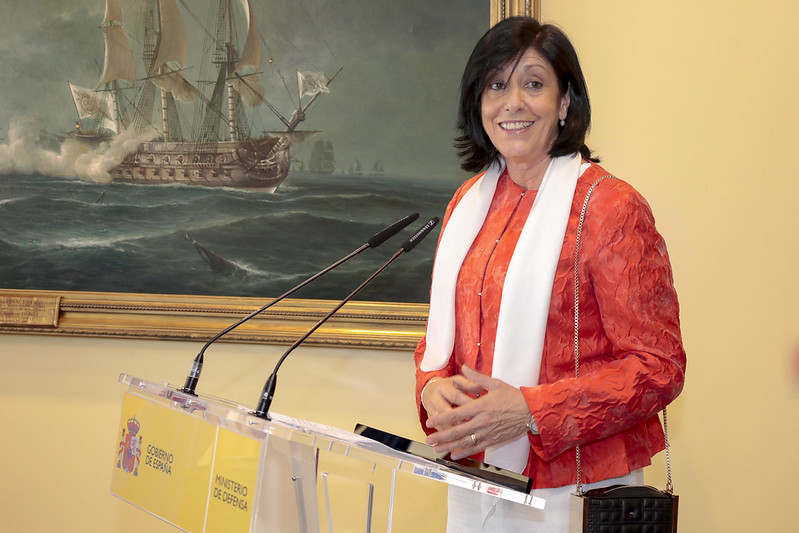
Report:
111,374,541,532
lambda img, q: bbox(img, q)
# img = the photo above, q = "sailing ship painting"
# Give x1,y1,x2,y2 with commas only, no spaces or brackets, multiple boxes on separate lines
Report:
69,0,334,192
0,0,487,303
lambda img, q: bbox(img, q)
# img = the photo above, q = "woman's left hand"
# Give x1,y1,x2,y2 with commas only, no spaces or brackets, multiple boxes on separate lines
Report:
424,365,532,460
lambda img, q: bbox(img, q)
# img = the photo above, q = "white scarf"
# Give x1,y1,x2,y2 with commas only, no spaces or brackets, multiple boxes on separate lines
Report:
420,152,585,472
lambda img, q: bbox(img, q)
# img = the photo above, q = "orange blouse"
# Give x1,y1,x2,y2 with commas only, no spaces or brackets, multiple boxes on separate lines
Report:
414,162,686,489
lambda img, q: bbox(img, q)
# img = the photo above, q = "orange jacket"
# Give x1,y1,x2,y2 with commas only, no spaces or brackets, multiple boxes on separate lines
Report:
415,162,686,489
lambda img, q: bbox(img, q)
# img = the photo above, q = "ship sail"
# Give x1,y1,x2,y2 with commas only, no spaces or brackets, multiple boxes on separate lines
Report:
149,0,199,103
231,0,264,107
96,0,136,89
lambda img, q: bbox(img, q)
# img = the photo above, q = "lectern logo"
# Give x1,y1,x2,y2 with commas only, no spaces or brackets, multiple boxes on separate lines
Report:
116,416,142,476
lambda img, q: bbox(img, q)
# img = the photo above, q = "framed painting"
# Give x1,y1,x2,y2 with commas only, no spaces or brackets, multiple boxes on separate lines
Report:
0,0,539,349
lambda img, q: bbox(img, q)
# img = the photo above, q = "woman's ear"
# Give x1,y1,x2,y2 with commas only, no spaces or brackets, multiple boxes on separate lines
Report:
560,86,571,121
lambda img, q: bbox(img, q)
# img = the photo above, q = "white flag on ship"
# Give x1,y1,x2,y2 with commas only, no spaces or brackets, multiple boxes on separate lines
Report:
297,71,330,98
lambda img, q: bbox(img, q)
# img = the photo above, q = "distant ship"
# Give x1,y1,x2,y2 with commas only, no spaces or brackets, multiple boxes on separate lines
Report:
369,160,384,176
348,159,363,176
308,140,336,174
69,0,337,192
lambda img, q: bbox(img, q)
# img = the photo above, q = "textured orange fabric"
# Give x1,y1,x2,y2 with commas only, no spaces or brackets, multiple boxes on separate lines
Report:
414,162,686,489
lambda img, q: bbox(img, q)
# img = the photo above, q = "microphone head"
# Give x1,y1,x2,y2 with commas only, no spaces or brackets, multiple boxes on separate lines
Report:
367,213,419,248
401,217,439,252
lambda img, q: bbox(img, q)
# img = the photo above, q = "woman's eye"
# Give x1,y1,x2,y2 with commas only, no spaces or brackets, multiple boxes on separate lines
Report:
488,81,506,91
526,80,543,89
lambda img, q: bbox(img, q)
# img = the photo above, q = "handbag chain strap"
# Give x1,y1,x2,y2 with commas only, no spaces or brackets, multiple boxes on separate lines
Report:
572,175,673,496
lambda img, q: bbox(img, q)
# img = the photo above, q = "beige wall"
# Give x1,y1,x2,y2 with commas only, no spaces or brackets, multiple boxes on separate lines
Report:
2,1,798,531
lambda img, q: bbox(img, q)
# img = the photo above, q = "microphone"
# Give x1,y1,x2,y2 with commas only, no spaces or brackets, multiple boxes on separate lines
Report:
253,217,439,420
179,212,420,396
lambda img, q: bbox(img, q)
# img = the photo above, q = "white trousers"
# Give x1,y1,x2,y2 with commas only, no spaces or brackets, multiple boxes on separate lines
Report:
445,469,644,533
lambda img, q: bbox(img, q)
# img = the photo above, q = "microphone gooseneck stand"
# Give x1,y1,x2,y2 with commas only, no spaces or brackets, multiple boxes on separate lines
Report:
253,217,439,420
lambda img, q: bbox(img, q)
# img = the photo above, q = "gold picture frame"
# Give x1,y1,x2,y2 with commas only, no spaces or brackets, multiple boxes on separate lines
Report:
491,0,541,26
0,0,540,350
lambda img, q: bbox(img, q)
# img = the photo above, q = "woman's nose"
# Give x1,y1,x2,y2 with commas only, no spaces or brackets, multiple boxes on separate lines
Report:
504,85,524,112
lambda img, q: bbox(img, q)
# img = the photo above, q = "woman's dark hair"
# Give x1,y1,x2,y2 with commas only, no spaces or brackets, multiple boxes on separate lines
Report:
455,17,597,173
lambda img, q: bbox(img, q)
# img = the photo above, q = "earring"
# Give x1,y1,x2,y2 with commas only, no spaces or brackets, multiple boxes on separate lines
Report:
559,118,566,127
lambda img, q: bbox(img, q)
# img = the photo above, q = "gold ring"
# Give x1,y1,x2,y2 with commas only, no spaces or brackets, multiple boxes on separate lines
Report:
470,433,478,445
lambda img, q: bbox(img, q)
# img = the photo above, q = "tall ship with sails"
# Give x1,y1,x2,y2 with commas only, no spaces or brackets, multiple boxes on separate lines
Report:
308,140,336,174
69,0,334,192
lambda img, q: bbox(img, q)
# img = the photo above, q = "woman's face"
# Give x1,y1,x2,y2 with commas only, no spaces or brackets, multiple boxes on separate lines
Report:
480,48,569,168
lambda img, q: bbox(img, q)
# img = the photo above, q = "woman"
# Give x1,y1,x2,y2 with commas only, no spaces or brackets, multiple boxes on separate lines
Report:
414,17,686,531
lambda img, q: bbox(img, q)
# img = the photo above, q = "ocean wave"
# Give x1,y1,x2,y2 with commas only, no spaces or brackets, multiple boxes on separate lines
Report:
58,234,148,250
0,196,28,207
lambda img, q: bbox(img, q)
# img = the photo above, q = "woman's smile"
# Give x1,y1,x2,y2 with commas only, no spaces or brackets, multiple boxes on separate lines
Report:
499,120,534,131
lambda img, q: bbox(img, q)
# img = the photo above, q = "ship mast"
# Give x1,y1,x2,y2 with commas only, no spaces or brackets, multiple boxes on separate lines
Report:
226,0,264,142
203,0,333,139
96,0,136,133
226,0,238,141
148,0,198,141
155,0,170,140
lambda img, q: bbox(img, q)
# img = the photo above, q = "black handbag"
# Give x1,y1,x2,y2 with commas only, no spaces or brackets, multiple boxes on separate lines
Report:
568,176,679,533
574,484,678,533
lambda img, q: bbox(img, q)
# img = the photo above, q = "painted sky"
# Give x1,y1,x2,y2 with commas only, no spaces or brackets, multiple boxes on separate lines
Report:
0,0,488,180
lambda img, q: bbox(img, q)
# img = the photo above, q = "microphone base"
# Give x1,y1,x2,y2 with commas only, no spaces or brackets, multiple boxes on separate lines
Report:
252,409,272,421
253,373,277,421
